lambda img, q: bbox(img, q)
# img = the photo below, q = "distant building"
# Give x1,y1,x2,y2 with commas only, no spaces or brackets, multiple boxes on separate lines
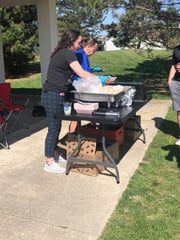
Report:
104,38,121,51
98,37,167,51
139,41,166,50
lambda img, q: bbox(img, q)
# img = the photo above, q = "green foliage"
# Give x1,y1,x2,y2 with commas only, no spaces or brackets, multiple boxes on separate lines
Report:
56,0,109,37
98,106,180,239
90,49,172,97
0,5,38,77
104,0,180,49
10,49,172,98
10,73,42,95
10,48,180,239
1,1,179,80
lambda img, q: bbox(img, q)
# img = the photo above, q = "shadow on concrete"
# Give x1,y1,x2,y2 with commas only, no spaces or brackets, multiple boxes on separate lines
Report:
0,95,47,150
1,94,144,164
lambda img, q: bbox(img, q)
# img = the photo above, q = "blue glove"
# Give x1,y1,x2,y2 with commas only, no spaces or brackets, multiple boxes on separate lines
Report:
92,66,102,72
73,77,81,81
98,76,111,84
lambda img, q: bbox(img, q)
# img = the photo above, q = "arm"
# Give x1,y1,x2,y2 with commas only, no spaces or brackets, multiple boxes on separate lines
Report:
168,46,179,84
70,60,111,84
70,60,95,79
167,65,176,84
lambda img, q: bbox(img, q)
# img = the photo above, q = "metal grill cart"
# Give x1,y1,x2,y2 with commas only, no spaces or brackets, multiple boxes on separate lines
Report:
55,82,151,184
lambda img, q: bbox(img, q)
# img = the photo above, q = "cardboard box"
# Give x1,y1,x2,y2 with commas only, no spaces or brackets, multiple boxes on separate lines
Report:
81,124,124,146
124,115,142,141
124,129,142,141
66,134,119,177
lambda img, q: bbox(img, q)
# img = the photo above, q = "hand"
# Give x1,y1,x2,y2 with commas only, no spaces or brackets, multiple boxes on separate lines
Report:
98,76,111,84
92,66,103,72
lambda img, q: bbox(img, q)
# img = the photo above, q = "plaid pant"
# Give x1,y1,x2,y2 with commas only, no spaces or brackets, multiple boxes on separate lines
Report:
41,91,64,158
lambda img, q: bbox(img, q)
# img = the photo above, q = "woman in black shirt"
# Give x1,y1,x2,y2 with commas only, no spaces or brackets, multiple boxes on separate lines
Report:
41,29,96,173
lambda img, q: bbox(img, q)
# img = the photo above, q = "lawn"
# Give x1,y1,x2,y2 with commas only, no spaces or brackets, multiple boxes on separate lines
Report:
9,49,172,98
98,106,180,240
7,49,179,239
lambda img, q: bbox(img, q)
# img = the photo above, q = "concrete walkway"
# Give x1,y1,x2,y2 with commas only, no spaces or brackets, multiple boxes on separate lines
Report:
0,99,171,240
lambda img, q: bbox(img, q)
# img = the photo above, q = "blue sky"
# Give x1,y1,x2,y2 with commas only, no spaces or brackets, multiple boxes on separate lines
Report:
103,11,118,24
104,7,124,23
101,8,124,36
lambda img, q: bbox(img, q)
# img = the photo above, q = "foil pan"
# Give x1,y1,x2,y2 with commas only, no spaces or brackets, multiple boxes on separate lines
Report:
71,86,131,108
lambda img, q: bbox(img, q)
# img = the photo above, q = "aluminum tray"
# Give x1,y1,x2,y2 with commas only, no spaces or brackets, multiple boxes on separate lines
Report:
71,86,130,104
71,86,131,108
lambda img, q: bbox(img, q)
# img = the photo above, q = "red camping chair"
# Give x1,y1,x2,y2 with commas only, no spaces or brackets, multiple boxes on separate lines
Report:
0,83,30,132
0,110,13,149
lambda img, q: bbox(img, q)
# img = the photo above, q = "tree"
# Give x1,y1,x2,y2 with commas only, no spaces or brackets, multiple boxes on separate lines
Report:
0,5,38,77
56,0,110,37
0,0,112,77
103,0,180,49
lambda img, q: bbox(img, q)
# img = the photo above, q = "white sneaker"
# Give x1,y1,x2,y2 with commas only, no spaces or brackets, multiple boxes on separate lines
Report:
58,155,67,162
175,138,180,146
44,161,66,173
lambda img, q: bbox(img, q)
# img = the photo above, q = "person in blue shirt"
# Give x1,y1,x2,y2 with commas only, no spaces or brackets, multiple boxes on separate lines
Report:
69,37,102,133
69,37,111,133
72,37,102,80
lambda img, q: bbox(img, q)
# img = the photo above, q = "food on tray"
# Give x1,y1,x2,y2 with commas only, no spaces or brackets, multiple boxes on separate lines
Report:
99,85,124,94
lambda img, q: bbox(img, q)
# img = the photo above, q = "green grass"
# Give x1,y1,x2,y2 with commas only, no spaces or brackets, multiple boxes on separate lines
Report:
98,107,180,240
9,49,172,98
9,73,42,95
91,49,171,78
90,49,172,98
7,49,180,239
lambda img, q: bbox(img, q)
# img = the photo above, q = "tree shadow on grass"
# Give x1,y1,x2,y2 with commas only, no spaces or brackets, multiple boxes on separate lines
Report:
162,145,180,168
115,56,171,95
10,55,171,96
11,88,42,95
152,117,177,137
8,62,41,79
152,117,180,168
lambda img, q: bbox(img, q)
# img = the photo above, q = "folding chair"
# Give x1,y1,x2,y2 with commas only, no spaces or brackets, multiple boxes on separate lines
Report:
0,110,13,149
0,83,30,132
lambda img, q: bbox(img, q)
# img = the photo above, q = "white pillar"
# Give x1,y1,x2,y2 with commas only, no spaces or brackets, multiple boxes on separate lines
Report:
0,30,5,83
36,0,58,85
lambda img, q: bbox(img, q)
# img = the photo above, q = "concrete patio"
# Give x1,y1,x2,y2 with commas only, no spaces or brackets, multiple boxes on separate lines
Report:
0,98,172,240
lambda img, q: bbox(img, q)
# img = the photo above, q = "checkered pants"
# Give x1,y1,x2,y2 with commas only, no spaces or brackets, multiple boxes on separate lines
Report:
41,91,64,158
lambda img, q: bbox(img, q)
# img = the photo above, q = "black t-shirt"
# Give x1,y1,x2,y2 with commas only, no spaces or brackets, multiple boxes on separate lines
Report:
172,44,180,64
172,44,180,80
43,48,77,92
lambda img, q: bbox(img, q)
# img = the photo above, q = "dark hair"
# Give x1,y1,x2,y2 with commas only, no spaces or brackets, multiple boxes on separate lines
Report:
51,29,81,58
81,37,98,49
